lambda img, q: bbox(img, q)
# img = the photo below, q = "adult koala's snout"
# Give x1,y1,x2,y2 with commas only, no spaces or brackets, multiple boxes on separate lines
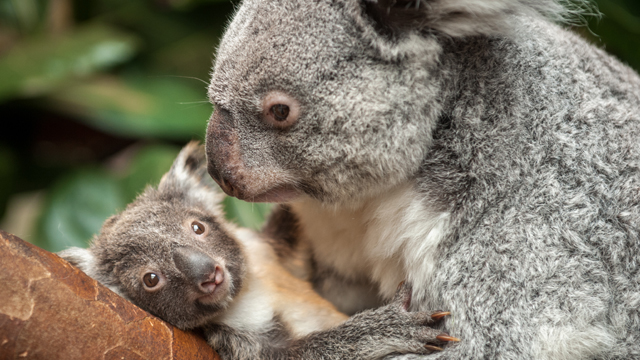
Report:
205,106,302,203
205,107,243,198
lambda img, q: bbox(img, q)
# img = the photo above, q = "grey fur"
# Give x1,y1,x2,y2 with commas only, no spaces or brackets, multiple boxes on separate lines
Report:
205,0,640,358
58,143,450,360
205,283,450,360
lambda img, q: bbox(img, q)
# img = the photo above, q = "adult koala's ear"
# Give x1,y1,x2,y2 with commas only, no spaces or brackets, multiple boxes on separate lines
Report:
58,247,97,275
158,141,225,213
362,0,587,40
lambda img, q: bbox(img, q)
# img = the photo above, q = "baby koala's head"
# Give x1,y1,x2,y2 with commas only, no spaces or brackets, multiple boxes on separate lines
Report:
59,142,246,330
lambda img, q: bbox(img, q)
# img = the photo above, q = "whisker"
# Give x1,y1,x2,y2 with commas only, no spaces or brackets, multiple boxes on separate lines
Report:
178,100,211,105
151,75,209,85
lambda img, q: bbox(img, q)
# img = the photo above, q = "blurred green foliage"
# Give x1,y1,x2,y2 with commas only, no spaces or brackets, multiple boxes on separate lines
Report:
37,167,127,252
585,0,640,71
0,0,638,252
0,0,271,252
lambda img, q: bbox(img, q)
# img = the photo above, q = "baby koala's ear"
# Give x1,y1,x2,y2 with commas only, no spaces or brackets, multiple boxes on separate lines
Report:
57,246,128,299
159,141,225,210
58,247,96,275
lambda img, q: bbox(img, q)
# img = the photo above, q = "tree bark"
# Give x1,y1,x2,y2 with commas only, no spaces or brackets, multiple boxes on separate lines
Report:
0,230,220,360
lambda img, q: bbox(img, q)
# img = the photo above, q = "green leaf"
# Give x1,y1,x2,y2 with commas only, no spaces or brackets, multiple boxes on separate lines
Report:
222,197,273,231
0,23,140,101
35,169,126,252
0,0,43,34
587,0,640,71
46,75,212,140
120,143,181,203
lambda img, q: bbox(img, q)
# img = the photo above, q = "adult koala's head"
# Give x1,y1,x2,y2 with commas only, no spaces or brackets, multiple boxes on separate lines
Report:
206,0,579,205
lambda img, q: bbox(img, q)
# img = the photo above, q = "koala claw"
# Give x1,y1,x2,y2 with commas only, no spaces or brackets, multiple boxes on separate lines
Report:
425,345,444,352
436,334,461,342
382,281,460,355
431,311,451,321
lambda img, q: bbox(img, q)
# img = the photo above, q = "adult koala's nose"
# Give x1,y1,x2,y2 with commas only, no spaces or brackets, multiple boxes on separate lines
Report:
173,246,224,294
205,107,244,198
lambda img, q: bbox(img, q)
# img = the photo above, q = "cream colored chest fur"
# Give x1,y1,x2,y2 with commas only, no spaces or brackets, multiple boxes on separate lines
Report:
291,182,451,301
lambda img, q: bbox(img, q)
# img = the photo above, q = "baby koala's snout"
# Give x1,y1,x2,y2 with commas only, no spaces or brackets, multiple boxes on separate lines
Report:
173,246,224,294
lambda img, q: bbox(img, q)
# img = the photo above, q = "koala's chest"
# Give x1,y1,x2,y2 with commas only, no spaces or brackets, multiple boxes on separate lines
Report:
292,184,422,299
290,184,445,301
299,206,397,285
292,202,405,310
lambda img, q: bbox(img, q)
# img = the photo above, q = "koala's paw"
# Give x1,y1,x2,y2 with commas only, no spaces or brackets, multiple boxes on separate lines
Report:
357,281,459,356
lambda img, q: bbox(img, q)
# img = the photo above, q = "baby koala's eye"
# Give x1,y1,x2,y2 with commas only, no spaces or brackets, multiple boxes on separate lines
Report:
143,273,160,287
191,221,205,235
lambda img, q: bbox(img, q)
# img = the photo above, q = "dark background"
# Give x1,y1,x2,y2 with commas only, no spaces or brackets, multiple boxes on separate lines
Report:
0,0,638,252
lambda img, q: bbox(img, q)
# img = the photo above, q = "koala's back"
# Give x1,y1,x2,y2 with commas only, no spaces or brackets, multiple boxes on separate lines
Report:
416,18,640,359
273,18,640,360
205,0,640,357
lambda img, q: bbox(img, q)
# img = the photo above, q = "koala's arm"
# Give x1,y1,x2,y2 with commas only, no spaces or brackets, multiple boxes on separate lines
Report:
205,283,452,360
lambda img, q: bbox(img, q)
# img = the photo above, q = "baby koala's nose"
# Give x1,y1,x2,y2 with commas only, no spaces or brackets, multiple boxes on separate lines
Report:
173,246,224,294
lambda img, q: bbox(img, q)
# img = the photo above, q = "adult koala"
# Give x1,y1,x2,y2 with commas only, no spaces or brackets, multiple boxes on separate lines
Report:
206,0,640,358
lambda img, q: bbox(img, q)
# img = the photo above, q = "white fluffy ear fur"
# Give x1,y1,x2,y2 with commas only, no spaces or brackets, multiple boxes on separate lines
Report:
57,246,128,299
159,141,225,214
363,0,596,38
58,247,97,275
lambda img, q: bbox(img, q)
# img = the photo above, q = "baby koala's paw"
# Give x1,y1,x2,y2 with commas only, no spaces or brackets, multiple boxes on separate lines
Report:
353,281,459,357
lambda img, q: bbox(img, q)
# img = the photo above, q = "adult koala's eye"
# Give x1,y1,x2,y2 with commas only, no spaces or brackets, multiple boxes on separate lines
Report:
262,91,300,128
143,273,160,287
191,221,205,235
271,104,290,121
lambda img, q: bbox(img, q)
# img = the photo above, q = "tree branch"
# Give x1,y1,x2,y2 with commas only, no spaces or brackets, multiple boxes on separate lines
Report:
0,230,220,360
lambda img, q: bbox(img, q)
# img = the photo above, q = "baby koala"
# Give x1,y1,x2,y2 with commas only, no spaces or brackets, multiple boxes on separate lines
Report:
59,142,453,360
